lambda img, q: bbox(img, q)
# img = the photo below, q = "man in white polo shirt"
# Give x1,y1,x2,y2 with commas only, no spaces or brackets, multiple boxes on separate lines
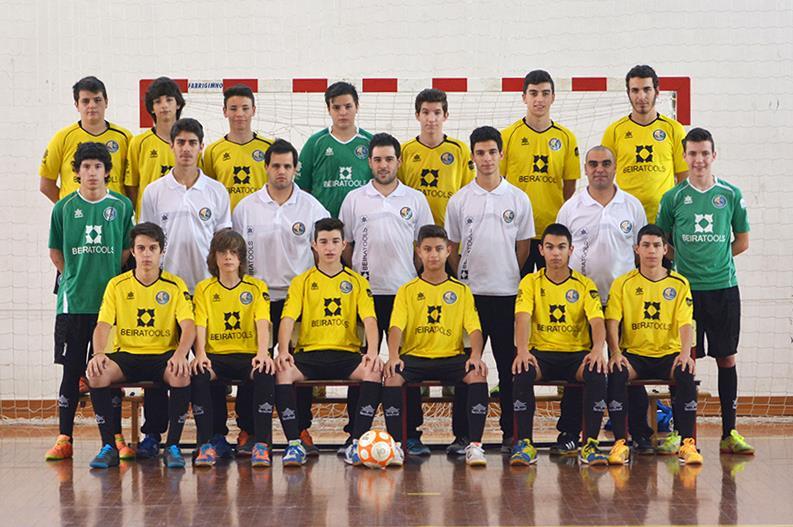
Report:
445,125,535,453
339,132,433,456
554,145,647,455
233,138,330,454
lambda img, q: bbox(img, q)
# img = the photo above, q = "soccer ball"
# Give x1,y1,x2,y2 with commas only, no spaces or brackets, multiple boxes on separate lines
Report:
357,429,395,469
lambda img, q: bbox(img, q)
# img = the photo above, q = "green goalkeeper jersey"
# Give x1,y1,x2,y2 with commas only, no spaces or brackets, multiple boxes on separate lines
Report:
295,127,373,217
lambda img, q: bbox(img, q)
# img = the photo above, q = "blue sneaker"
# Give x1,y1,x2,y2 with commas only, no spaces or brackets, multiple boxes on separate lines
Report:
510,439,538,466
406,438,431,456
194,443,218,467
89,444,119,469
209,434,234,459
136,434,160,459
163,445,186,469
579,438,608,466
283,440,307,466
344,439,361,466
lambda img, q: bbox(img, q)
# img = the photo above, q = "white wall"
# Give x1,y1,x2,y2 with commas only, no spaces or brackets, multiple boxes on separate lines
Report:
1,0,791,402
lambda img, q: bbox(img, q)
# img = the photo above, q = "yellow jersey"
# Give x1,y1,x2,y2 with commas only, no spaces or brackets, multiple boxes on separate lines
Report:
398,135,474,225
500,119,581,236
282,266,375,353
97,271,194,355
40,121,132,199
202,133,274,210
515,268,603,352
193,275,271,355
605,269,693,358
124,128,175,216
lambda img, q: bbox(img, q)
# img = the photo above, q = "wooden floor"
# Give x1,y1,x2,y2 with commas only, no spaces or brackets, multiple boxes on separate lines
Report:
2,426,793,526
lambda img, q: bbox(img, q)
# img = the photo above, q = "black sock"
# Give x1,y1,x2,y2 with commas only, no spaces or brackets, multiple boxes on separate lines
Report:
512,367,536,441
165,386,191,447
90,387,116,447
57,367,82,437
467,382,489,443
296,386,313,431
673,366,697,439
451,383,468,439
253,371,275,444
718,366,737,438
557,385,582,436
382,387,403,443
607,367,629,440
275,384,300,441
582,367,607,441
111,389,123,436
352,381,381,439
627,385,653,439
210,382,229,436
190,372,214,445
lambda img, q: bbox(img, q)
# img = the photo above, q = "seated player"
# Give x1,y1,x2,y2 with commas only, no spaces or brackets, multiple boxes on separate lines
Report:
86,222,198,469
382,225,489,467
274,217,382,466
605,224,702,465
189,229,276,468
511,223,609,466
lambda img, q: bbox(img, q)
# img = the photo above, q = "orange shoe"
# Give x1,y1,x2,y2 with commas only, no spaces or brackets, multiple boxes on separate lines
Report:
115,434,136,460
79,376,90,394
300,429,319,457
45,435,73,461
678,437,704,465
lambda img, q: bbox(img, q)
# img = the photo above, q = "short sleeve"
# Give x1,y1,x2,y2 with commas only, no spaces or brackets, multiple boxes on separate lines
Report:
124,138,140,186
672,120,689,175
39,131,63,181
444,195,462,242
254,281,271,322
97,281,118,326
175,280,195,323
731,186,750,234
514,276,534,316
282,274,306,320
605,276,625,321
676,280,694,329
655,191,674,233
356,275,376,320
48,201,64,251
295,139,314,192
415,193,434,235
563,132,581,181
339,193,355,241
389,286,408,331
462,286,482,335
583,278,604,320
517,193,535,240
193,282,209,327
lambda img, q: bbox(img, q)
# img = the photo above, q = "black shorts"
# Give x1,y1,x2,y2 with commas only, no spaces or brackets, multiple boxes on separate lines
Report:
207,353,257,381
293,350,362,380
270,299,285,352
531,350,588,382
397,353,470,384
108,350,175,383
692,286,740,358
624,352,677,380
53,313,96,368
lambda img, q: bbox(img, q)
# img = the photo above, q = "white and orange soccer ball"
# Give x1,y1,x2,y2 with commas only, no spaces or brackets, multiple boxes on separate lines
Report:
357,429,396,469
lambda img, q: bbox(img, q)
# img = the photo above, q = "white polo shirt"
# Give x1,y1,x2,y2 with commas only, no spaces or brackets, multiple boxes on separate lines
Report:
445,178,535,296
232,184,330,301
556,185,647,302
140,170,231,293
339,180,433,295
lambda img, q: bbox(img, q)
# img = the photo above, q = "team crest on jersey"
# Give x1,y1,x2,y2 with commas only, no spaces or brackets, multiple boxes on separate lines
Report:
565,289,580,303
619,220,633,234
340,280,353,294
105,140,120,153
503,209,515,223
400,207,413,220
684,195,693,205
292,222,306,236
548,138,562,151
354,145,368,160
653,129,667,141
663,287,677,301
252,149,265,162
325,147,334,157
103,206,117,222
712,195,727,209
443,291,458,305
440,152,455,165
156,291,170,305
240,291,253,305
198,208,212,221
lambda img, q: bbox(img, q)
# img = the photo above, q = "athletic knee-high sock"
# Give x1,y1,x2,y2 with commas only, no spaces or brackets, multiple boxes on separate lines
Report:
352,381,382,439
451,383,468,439
190,372,214,445
557,386,583,436
672,366,697,439
382,387,404,443
90,387,116,447
627,385,653,439
607,367,629,441
582,367,607,440
210,382,229,436
512,367,536,441
165,386,191,447
57,367,82,437
235,382,254,434
275,384,300,441
252,372,275,444
111,389,123,436
467,382,489,443
296,386,314,431
718,365,737,438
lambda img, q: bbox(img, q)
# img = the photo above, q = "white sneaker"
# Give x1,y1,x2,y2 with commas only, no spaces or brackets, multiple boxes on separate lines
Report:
388,442,404,467
465,442,487,467
343,439,361,466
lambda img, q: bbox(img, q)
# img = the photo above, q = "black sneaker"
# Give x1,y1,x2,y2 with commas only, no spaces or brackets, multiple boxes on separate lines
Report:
446,436,468,456
500,435,514,454
549,432,579,456
633,435,655,455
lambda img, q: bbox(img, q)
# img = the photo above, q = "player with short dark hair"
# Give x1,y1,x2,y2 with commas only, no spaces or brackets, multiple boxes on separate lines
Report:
510,223,609,466
274,218,383,466
40,76,132,203
45,142,135,462
657,127,754,455
605,224,702,465
86,222,199,469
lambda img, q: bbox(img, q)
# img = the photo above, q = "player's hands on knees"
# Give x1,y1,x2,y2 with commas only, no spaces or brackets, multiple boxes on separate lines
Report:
608,353,630,373
362,353,383,373
385,358,404,379
252,353,275,375
466,356,488,377
190,353,212,375
584,350,608,374
168,354,190,378
87,353,109,378
672,352,695,374
275,352,294,372
512,350,538,375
